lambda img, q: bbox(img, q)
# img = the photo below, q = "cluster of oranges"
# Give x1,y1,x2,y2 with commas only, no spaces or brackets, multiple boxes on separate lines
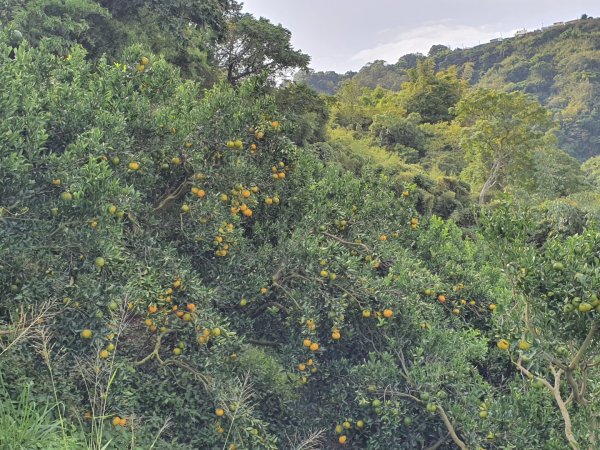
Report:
271,161,288,180
424,285,497,317
213,222,236,257
143,276,196,332
225,139,244,149
264,194,280,205
80,328,116,359
361,308,393,319
297,357,317,384
135,55,150,73
228,183,260,218
112,415,127,427
319,259,338,281
334,419,365,445
300,320,320,375
197,327,221,344
302,338,320,352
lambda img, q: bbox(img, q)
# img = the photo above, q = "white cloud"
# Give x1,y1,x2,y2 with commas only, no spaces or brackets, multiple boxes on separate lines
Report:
349,23,513,67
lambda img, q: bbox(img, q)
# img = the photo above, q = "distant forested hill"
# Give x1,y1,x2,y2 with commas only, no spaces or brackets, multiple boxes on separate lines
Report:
297,16,600,160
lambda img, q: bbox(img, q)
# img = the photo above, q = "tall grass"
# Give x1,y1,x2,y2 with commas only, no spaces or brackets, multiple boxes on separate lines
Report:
0,375,79,450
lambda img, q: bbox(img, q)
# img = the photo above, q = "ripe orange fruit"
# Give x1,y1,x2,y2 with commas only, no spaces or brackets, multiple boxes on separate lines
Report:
380,235,387,241
112,416,121,427
148,304,158,314
265,197,273,205
242,208,253,217
298,363,306,371
197,189,206,198
438,295,446,303
339,435,347,444
128,162,140,171
303,339,312,348
186,303,196,312
383,309,393,318
497,339,510,351
144,318,153,327
99,350,110,359
119,418,127,427
215,408,225,417
309,342,319,352
250,143,257,151
260,287,268,294
242,189,251,198
80,329,93,339
277,172,286,179
306,358,313,366
332,330,341,340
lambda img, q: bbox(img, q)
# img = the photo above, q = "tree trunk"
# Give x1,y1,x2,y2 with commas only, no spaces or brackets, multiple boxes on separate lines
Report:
478,159,503,204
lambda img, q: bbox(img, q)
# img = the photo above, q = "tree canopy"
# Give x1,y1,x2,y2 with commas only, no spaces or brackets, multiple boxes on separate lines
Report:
454,89,554,203
215,13,310,85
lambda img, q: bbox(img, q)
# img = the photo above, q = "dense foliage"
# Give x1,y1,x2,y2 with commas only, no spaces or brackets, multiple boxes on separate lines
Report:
1,3,600,450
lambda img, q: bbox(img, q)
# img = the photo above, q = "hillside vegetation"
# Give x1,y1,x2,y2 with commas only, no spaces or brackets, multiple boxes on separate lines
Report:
1,2,600,450
298,17,600,160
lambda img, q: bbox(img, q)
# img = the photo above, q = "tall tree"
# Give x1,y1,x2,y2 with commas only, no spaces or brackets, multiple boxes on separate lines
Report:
215,13,310,85
401,59,465,123
454,89,554,204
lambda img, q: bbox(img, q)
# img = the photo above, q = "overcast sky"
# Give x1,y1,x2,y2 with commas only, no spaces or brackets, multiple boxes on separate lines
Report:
241,0,600,73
